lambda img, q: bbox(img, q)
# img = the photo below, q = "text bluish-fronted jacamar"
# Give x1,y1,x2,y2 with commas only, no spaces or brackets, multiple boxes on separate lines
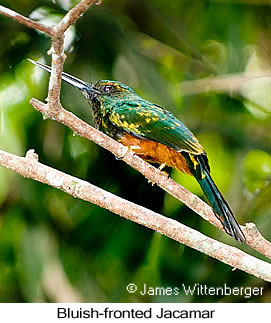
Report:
28,59,245,242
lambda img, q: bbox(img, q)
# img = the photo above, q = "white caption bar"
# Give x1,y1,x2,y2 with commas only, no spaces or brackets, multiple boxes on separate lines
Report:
0,303,268,322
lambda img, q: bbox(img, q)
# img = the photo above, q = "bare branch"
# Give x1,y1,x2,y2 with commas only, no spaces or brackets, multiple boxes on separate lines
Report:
244,223,271,258
46,0,102,113
0,1,102,38
46,36,66,114
46,0,102,115
30,98,271,260
0,2,101,115
0,148,271,282
0,5,54,36
54,0,102,35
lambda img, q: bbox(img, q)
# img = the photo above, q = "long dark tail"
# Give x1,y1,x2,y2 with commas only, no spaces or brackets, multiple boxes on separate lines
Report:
186,153,245,242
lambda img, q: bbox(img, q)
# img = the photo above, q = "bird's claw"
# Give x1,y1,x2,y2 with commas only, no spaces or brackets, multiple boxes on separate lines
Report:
116,146,131,160
158,163,166,171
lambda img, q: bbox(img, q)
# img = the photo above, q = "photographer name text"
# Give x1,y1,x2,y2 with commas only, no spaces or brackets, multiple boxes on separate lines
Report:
126,283,263,298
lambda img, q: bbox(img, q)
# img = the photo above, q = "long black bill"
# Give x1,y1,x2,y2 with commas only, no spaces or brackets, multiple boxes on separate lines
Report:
27,59,98,94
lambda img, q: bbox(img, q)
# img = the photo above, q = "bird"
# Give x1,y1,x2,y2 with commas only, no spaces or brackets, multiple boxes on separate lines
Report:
28,59,246,242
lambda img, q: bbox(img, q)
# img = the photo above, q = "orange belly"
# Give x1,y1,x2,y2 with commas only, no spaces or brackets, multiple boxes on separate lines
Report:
120,133,192,175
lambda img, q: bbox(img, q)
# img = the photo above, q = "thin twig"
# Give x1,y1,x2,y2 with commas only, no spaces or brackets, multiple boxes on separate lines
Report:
46,36,66,114
30,99,271,260
0,1,103,37
54,0,101,35
46,0,103,112
0,148,271,282
0,2,101,115
0,5,54,36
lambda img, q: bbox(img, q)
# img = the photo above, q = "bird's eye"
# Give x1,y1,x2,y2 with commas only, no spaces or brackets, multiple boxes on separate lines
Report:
104,85,113,92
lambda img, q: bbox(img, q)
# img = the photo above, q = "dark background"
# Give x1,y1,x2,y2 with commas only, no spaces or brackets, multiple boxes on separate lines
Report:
0,0,270,302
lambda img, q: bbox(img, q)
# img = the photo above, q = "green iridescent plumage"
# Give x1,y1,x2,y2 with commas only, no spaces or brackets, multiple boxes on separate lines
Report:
109,99,203,154
28,59,245,243
87,80,203,155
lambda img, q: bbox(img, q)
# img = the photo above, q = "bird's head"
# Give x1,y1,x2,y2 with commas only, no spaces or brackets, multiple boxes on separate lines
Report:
87,80,136,105
28,59,136,107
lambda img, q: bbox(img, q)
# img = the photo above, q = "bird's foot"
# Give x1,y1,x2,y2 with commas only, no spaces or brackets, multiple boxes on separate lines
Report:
115,146,129,160
158,163,166,171
148,163,170,185
116,145,140,160
129,145,142,152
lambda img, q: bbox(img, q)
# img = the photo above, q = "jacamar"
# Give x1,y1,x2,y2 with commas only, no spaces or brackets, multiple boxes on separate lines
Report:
28,59,245,242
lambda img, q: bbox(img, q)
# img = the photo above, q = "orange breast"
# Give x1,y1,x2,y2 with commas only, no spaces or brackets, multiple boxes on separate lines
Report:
120,133,192,175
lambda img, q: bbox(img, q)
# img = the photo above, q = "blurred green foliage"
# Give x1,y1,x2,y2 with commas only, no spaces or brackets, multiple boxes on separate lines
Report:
0,0,270,302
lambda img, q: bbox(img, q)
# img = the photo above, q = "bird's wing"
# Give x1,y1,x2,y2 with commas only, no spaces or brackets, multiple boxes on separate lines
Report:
109,99,204,154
